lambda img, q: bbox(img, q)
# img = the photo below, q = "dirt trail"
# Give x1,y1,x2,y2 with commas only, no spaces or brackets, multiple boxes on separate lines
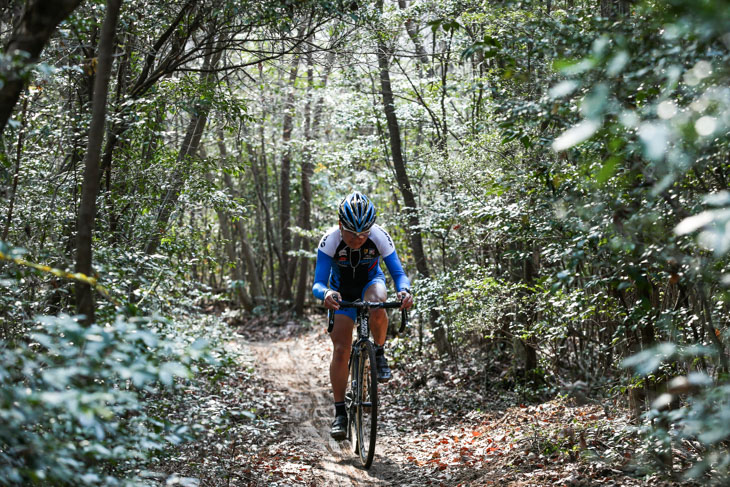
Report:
249,330,403,486
244,326,658,487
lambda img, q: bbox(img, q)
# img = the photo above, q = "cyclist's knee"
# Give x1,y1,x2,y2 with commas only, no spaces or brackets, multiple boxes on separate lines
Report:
364,282,386,302
332,342,350,361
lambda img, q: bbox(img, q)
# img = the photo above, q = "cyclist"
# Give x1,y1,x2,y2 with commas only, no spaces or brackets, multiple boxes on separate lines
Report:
312,191,413,441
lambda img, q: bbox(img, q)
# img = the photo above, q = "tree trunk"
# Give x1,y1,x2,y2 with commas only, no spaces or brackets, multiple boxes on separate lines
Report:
99,33,131,189
375,0,450,355
277,51,300,302
243,118,281,297
397,0,432,69
75,0,122,324
144,42,223,256
235,219,265,302
216,134,265,303
2,95,29,241
292,59,315,315
514,243,538,379
210,173,254,312
0,0,82,135
375,29,427,277
294,51,334,315
601,0,632,18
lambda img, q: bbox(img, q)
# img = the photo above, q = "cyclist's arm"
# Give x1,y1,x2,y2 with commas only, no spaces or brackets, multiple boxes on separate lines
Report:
370,224,411,293
382,251,411,293
312,249,333,300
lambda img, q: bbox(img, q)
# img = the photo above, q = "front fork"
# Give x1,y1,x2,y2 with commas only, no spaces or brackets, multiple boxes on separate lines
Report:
346,307,370,442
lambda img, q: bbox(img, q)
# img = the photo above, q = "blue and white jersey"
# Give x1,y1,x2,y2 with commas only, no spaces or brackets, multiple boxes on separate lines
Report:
312,224,410,301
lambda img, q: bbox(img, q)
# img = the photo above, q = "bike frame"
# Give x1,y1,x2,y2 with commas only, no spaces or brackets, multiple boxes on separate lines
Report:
327,299,407,468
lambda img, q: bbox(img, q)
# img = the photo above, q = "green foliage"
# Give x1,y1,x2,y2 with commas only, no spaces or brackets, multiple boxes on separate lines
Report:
417,264,519,343
5,0,730,482
0,313,207,485
530,0,730,480
625,345,730,481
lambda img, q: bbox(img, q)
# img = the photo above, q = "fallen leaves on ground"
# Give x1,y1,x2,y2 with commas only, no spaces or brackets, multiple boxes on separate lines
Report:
152,311,703,486
374,348,701,487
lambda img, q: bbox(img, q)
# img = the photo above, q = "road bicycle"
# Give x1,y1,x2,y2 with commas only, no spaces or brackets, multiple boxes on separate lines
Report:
328,299,408,469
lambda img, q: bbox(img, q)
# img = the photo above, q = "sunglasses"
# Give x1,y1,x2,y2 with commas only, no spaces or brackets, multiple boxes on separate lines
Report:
341,228,371,238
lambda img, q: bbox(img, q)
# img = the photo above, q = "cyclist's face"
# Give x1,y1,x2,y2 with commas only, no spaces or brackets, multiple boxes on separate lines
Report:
339,224,370,249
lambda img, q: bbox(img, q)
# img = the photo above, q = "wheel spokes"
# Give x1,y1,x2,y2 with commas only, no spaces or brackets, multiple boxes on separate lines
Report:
357,345,376,466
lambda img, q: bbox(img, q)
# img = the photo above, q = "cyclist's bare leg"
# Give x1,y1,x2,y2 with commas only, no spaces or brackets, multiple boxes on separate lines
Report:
364,282,388,346
330,314,354,402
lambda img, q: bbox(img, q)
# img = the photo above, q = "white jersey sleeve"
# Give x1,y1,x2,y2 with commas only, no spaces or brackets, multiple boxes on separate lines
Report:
317,226,342,258
369,224,395,258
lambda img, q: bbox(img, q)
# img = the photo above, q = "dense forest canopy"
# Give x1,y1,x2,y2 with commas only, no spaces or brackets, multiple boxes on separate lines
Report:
2,0,730,484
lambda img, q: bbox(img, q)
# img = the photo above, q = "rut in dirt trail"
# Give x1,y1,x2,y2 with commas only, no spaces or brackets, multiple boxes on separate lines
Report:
249,329,405,486
242,324,659,487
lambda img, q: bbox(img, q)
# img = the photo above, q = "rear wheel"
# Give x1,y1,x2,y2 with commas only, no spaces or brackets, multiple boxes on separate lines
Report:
355,340,378,468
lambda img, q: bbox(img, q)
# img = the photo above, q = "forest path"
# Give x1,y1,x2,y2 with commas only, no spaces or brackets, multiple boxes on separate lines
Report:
242,323,654,487
249,329,404,486
237,321,669,487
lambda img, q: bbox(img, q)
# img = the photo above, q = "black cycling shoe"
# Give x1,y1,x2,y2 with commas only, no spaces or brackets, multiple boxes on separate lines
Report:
375,353,392,382
330,414,348,441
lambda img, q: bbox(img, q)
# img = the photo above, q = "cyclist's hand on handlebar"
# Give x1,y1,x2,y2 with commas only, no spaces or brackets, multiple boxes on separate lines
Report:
324,290,341,310
397,290,413,310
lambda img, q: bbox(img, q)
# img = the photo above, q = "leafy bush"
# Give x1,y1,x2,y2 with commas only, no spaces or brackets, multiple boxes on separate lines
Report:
0,313,207,485
625,344,730,483
417,264,518,346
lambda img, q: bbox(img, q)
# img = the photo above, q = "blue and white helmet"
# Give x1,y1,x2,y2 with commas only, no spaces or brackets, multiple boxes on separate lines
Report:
338,191,377,233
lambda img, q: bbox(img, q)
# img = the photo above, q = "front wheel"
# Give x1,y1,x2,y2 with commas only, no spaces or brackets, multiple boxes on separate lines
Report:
345,352,356,447
355,340,378,468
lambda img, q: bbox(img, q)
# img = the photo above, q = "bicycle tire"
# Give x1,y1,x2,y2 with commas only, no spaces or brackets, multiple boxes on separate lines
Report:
346,352,357,448
355,340,378,468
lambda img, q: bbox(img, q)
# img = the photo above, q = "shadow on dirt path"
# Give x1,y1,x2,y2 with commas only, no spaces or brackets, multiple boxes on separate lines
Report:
242,322,675,487
249,329,402,486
